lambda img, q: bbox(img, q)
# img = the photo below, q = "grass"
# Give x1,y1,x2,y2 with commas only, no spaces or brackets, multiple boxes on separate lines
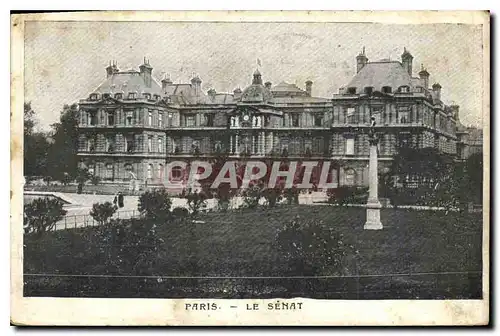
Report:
23,205,483,299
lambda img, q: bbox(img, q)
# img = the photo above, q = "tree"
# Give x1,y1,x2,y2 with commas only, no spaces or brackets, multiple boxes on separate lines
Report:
138,189,173,220
47,104,80,180
23,102,51,177
89,202,117,225
24,197,67,236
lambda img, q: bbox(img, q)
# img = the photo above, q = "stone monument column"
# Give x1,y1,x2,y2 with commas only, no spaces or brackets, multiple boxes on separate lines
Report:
364,133,383,230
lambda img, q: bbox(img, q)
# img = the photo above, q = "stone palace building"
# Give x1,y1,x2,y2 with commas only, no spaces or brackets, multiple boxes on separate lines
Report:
77,49,480,189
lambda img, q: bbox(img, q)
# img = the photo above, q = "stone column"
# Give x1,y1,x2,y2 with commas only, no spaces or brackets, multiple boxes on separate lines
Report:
364,135,383,230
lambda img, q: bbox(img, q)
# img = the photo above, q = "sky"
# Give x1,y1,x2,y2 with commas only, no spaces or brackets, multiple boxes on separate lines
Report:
24,21,484,130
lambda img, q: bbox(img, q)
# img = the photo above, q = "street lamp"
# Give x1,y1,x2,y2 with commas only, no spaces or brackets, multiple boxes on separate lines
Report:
364,116,383,230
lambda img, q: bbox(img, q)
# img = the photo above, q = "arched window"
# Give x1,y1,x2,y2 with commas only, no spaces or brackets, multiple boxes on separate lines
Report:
171,166,183,180
89,93,99,101
124,164,133,179
114,93,123,100
143,93,151,100
344,168,356,186
128,92,137,100
399,86,410,93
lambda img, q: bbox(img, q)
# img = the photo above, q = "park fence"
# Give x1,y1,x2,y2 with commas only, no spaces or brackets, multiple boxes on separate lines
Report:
53,210,141,231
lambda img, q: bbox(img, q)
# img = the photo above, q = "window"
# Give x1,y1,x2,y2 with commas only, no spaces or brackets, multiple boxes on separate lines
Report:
88,112,97,125
143,93,151,100
186,116,196,127
87,137,96,152
158,137,163,152
154,94,161,101
147,164,153,179
397,106,410,124
382,86,392,94
371,106,383,124
89,93,99,101
314,115,323,127
126,111,133,125
102,93,110,99
291,114,299,127
148,111,153,126
364,87,374,95
346,107,356,124
347,87,357,94
172,166,183,180
125,136,135,152
398,134,411,148
148,136,153,152
87,164,95,176
107,111,115,126
128,92,137,100
114,93,123,100
399,86,410,93
344,169,355,186
345,138,355,155
124,164,133,178
105,164,114,180
106,136,115,152
415,87,423,93
206,114,214,127
158,113,163,127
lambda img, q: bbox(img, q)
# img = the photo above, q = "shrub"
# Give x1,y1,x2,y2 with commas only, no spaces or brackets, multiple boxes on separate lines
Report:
185,190,207,215
138,189,173,220
89,202,116,225
275,215,356,276
172,207,190,218
90,175,101,186
327,187,368,205
283,186,300,205
242,184,263,209
262,187,283,208
24,197,67,236
213,184,237,212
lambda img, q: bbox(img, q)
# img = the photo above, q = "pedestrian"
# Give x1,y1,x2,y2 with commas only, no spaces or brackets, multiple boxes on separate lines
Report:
113,193,118,210
118,191,124,208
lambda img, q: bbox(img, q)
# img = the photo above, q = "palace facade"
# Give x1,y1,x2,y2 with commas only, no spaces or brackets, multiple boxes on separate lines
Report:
77,49,477,190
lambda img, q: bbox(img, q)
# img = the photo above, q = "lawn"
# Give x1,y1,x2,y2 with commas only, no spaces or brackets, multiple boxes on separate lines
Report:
23,205,483,299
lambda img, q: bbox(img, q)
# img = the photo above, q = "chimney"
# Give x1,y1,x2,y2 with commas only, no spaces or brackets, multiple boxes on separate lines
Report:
305,80,313,96
139,57,153,88
418,64,430,89
265,81,272,89
106,60,119,78
207,88,217,101
191,75,202,96
356,47,368,73
233,88,242,100
432,83,442,101
161,74,173,91
401,47,413,76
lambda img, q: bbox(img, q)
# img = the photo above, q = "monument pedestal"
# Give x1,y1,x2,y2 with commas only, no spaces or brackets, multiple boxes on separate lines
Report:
364,134,383,230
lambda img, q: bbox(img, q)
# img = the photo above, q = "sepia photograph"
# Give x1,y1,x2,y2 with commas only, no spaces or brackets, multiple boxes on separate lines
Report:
11,11,489,326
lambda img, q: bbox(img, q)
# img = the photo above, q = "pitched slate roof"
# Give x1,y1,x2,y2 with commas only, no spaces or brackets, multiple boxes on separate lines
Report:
92,71,163,96
271,82,307,96
163,83,211,105
345,61,414,92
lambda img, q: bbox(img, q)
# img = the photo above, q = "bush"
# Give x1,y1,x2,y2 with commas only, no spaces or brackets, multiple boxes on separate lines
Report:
283,186,300,205
89,202,116,225
242,184,263,209
24,197,67,236
90,175,101,186
274,215,356,276
172,207,190,218
138,189,173,220
262,187,283,208
327,187,368,205
185,191,207,215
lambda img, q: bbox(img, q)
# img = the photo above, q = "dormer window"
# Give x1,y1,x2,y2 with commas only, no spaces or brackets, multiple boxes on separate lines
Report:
347,87,357,94
128,92,137,100
153,94,160,101
415,87,424,93
89,93,99,101
102,93,110,99
143,93,151,100
114,93,123,100
399,86,410,93
364,87,374,95
382,86,392,94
